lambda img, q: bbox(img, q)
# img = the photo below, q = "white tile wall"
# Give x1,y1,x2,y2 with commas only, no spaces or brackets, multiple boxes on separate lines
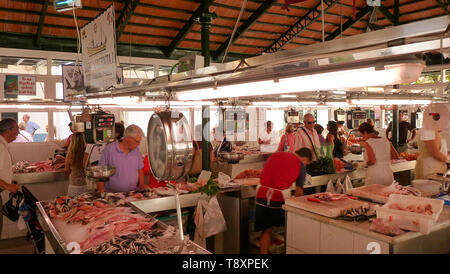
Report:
9,142,59,164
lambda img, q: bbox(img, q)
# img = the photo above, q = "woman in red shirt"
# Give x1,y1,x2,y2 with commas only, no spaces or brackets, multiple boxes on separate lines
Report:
255,151,306,254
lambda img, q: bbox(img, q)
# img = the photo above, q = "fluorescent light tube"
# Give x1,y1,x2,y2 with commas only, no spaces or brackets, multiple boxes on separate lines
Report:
350,99,431,105
175,63,425,101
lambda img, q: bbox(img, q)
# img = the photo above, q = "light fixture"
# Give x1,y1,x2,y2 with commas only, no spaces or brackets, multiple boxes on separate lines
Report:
251,101,318,107
175,63,425,101
349,99,431,105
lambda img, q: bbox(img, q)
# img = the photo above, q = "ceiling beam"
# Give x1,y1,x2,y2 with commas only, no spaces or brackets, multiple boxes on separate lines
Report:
325,6,372,41
435,0,450,15
378,6,396,25
212,0,276,60
394,0,400,26
264,0,340,53
34,0,48,46
116,0,140,40
163,0,214,58
0,31,254,61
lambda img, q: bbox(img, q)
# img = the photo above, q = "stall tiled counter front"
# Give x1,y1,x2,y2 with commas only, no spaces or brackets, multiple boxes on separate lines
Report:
283,204,450,254
1,171,69,240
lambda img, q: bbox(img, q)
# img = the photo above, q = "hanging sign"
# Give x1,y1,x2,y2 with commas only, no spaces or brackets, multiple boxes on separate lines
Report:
80,4,117,91
62,65,123,102
4,75,36,98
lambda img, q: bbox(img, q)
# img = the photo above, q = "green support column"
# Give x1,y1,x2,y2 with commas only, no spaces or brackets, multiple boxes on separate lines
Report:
200,11,214,171
392,105,399,151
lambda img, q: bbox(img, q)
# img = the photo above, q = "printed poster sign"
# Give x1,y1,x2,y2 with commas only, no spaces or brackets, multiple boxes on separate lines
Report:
4,75,36,98
80,4,117,91
62,65,123,102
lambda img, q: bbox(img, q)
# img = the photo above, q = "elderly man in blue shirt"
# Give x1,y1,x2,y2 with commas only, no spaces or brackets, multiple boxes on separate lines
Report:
22,114,40,136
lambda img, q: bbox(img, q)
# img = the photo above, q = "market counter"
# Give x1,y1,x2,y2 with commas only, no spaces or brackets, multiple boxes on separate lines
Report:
13,170,68,185
283,203,450,254
306,160,416,189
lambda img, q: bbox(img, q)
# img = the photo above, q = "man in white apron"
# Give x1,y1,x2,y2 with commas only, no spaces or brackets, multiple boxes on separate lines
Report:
255,152,306,254
0,118,20,239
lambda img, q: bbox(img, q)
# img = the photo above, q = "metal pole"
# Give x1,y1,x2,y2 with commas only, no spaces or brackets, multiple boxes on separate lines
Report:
394,0,399,26
200,11,213,171
392,105,399,151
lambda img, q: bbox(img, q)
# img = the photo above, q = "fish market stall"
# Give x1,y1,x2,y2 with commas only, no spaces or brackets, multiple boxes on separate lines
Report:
36,193,210,254
283,190,450,254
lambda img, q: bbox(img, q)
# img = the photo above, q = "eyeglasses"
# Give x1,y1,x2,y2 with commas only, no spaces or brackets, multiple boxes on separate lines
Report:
306,121,316,125
129,136,142,144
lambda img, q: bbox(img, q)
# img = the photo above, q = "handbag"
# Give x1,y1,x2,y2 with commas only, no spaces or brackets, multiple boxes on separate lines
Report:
2,191,24,222
189,141,203,175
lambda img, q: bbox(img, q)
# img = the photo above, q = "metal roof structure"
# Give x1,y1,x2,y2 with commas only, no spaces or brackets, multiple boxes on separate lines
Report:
0,0,448,61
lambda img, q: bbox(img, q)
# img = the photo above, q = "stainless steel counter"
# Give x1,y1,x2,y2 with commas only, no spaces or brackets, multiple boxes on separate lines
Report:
13,170,68,185
36,200,210,254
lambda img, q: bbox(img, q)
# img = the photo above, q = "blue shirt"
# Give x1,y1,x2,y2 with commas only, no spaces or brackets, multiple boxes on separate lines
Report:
26,121,40,134
98,141,144,193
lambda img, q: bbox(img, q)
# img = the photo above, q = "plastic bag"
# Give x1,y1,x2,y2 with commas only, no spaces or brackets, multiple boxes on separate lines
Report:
326,180,335,193
194,196,227,247
342,176,353,194
218,172,231,188
335,180,344,194
1,192,23,222
197,170,212,187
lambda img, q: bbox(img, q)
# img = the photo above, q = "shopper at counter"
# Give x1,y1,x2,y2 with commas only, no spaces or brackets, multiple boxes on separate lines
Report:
386,112,416,153
255,151,306,254
326,121,344,158
62,122,74,149
277,124,295,153
294,113,320,160
13,122,33,143
0,118,20,239
97,125,145,193
65,132,87,197
22,114,40,136
314,124,325,145
358,122,399,186
258,121,278,145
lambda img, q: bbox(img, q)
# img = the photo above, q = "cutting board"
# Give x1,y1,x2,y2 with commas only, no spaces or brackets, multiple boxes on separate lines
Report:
347,184,391,204
233,178,260,186
285,194,369,218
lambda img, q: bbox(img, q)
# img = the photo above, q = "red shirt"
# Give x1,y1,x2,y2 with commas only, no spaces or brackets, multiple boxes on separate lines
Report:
143,155,168,188
256,152,302,202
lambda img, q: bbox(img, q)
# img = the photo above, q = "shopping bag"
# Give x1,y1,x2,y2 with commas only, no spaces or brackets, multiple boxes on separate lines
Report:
335,180,344,194
218,172,231,188
1,192,23,222
326,180,335,193
342,176,353,194
203,196,227,238
194,199,207,248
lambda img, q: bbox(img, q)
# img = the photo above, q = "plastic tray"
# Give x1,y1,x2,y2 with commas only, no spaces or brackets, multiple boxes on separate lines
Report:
376,194,444,235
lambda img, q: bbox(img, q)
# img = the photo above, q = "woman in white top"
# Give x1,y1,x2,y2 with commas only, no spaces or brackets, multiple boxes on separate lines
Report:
358,122,399,186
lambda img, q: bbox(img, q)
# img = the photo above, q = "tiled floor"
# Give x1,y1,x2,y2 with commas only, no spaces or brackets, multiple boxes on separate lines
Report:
0,237,35,254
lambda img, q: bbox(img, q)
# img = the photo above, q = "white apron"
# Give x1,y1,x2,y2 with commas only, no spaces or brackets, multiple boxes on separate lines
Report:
364,138,394,186
255,184,293,208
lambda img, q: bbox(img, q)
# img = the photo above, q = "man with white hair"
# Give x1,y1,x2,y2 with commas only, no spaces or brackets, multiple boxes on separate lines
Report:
98,124,146,193
13,122,33,143
0,118,20,239
294,113,321,161
22,114,40,136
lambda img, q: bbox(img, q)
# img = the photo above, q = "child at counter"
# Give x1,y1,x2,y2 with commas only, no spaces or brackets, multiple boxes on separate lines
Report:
65,132,87,197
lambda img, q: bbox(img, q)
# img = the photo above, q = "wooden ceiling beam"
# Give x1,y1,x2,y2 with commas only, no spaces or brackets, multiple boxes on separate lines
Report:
264,0,340,53
163,0,214,58
116,0,140,40
325,6,371,41
212,0,277,60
